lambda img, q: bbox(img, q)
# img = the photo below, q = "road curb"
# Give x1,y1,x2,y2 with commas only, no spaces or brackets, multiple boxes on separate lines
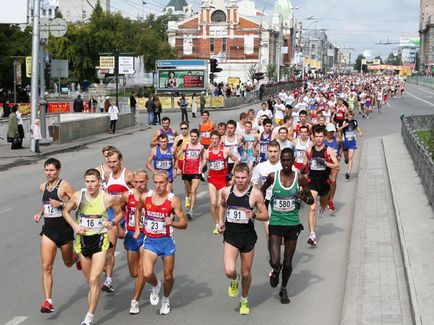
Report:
382,137,422,325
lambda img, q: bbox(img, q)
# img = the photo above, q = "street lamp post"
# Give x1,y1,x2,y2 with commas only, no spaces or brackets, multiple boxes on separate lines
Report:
30,0,41,152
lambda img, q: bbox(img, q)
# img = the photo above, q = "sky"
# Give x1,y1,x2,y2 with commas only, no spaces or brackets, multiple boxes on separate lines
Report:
49,0,420,63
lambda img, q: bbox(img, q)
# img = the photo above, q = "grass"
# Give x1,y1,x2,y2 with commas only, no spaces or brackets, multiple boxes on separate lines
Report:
416,130,434,156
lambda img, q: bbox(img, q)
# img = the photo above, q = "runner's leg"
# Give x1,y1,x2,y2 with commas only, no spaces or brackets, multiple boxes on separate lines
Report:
40,235,57,300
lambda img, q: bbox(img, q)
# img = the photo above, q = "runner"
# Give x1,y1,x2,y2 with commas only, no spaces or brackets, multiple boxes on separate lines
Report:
256,118,273,163
199,111,215,149
305,128,339,246
275,127,295,151
150,117,178,149
338,111,363,181
174,121,191,205
295,110,311,138
202,131,240,234
217,163,268,315
323,123,343,212
261,148,314,303
134,171,188,315
34,158,78,313
146,134,177,192
96,145,116,190
222,120,242,176
63,168,124,325
178,128,205,220
217,122,227,137
119,170,149,314
240,121,257,170
293,125,310,173
103,148,134,293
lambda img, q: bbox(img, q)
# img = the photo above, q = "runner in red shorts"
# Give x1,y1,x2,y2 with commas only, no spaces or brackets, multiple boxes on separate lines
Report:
202,131,239,234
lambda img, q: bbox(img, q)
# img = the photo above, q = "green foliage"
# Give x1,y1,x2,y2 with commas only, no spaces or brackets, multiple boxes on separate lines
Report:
247,64,257,83
281,66,290,81
266,64,277,82
386,52,402,66
416,130,434,156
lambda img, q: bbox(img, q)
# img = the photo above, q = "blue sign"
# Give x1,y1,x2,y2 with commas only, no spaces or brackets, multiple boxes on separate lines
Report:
157,60,207,67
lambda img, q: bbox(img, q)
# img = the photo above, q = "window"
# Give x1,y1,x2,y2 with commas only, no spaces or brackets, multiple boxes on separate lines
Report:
222,38,227,52
210,38,215,53
211,10,226,23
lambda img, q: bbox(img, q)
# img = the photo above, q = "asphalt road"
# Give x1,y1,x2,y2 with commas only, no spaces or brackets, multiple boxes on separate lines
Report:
1,83,433,325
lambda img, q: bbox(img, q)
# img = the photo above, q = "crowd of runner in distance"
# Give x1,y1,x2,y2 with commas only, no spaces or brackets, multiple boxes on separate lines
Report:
33,74,405,324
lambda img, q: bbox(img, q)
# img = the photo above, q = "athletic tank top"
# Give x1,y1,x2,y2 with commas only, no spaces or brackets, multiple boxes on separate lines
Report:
183,143,202,175
335,107,346,121
154,146,173,180
259,132,272,163
143,190,174,238
208,147,228,179
343,120,358,142
160,128,175,148
200,121,213,146
308,145,331,181
225,186,255,233
224,136,239,164
295,138,311,164
324,137,339,157
76,190,108,236
126,191,145,232
106,168,129,196
176,136,189,162
42,179,70,228
269,171,300,226
242,133,255,157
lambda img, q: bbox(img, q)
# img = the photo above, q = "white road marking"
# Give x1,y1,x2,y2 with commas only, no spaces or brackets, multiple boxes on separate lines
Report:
406,91,434,107
196,191,208,199
0,208,12,214
412,85,434,94
5,316,28,325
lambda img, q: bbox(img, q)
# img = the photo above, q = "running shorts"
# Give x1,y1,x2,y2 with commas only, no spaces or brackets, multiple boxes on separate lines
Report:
40,223,74,248
223,230,257,253
208,176,227,191
124,231,144,252
343,140,357,151
75,233,111,258
143,236,176,257
307,178,331,197
181,174,201,181
268,224,304,241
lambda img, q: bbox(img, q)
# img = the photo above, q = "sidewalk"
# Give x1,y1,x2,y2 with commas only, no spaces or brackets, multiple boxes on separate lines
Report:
341,134,434,325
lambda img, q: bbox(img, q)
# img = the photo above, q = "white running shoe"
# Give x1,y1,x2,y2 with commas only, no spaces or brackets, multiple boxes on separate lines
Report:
159,299,171,315
307,233,317,247
150,280,161,306
129,299,139,314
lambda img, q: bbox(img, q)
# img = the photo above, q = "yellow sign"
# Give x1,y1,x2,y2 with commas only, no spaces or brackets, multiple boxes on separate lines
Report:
303,57,310,66
373,59,381,65
160,96,172,109
26,56,32,78
227,77,240,88
361,59,367,65
99,56,115,69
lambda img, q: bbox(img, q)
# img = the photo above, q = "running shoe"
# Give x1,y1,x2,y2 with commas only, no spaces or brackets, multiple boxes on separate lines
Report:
185,197,190,209
40,300,54,313
307,233,317,247
101,280,114,293
279,288,290,304
186,211,192,220
269,268,280,288
200,173,206,182
228,276,239,298
239,300,250,315
150,280,161,306
319,207,325,218
76,260,82,271
159,299,171,315
328,199,336,213
345,173,350,180
129,300,139,314
212,226,219,234
81,316,93,325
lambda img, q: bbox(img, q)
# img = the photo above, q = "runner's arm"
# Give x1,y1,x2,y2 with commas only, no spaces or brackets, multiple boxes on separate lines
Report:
326,147,339,169
134,194,145,238
170,196,187,229
260,172,275,198
63,191,83,234
150,130,160,147
105,193,123,227
297,174,314,205
125,170,134,188
217,188,229,232
252,188,268,221
146,148,156,173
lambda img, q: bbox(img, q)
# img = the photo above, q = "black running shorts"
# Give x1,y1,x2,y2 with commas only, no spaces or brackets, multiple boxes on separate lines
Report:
40,224,74,248
223,230,257,253
268,224,304,241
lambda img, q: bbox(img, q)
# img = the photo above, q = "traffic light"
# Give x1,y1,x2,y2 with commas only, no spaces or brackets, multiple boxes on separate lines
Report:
209,73,215,83
210,59,222,73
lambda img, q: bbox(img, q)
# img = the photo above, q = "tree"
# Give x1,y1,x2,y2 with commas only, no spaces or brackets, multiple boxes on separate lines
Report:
247,64,257,84
354,55,368,72
374,55,383,64
281,66,290,81
386,52,402,65
266,64,277,82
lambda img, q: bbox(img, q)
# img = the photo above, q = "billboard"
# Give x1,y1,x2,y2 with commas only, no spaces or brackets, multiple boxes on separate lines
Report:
0,0,28,23
158,70,205,90
400,37,420,47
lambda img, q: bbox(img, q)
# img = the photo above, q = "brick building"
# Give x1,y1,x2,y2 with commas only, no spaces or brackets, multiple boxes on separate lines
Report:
167,0,290,84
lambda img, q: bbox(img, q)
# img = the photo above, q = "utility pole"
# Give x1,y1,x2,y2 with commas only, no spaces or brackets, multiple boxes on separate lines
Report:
13,60,17,103
30,0,41,152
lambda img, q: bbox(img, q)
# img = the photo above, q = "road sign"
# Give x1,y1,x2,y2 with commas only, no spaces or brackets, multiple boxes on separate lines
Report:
51,60,69,78
0,0,28,24
26,56,32,77
119,56,135,74
50,18,67,38
100,56,115,69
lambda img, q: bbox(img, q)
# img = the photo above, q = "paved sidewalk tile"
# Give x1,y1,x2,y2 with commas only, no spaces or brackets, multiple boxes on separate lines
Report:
341,137,411,325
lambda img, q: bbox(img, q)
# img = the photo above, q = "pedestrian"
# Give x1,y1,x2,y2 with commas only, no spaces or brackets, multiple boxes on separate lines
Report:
108,101,119,134
200,91,206,115
191,93,198,118
73,94,84,112
2,99,10,118
15,105,25,148
130,91,137,115
177,93,189,122
32,118,42,153
104,96,110,113
88,96,97,113
153,95,162,125
145,96,154,126
7,105,20,149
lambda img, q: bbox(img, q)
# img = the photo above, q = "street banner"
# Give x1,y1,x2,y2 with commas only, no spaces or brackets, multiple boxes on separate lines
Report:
244,35,254,55
16,61,22,85
26,56,32,78
228,77,240,88
367,64,403,70
183,35,193,55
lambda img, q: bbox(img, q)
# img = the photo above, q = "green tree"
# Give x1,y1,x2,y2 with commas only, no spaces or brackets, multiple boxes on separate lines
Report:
266,64,277,82
386,52,402,65
247,64,257,84
354,55,368,72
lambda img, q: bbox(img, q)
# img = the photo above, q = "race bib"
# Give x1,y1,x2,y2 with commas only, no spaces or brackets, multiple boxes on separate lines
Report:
226,208,249,224
273,197,295,212
186,150,200,159
260,145,267,154
296,149,305,159
43,203,62,218
210,160,224,170
168,135,175,144
201,132,211,138
128,208,144,228
310,157,326,171
246,141,254,150
156,159,171,170
145,220,166,234
79,216,103,229
345,131,356,141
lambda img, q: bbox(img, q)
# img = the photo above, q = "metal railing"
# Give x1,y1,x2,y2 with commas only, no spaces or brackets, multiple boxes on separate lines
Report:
401,115,434,209
407,76,434,90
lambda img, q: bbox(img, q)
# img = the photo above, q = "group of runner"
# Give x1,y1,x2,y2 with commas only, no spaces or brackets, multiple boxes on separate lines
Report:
34,74,404,324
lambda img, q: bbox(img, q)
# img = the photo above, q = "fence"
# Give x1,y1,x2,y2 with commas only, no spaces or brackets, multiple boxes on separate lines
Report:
401,115,434,209
407,76,434,90
261,81,302,98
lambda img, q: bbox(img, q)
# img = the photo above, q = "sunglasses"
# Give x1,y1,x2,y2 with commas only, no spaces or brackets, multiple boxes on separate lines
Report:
180,127,188,130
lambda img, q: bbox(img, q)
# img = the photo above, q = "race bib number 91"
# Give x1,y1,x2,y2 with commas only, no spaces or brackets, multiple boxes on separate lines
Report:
226,208,248,224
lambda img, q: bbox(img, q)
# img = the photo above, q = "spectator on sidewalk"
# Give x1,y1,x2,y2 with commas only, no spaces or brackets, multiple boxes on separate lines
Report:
15,105,24,148
200,91,206,115
191,93,198,118
178,93,189,122
8,105,20,150
31,118,42,153
145,95,154,126
2,100,10,118
104,96,110,112
73,94,84,112
88,95,97,113
153,95,162,125
130,91,137,114
108,100,119,134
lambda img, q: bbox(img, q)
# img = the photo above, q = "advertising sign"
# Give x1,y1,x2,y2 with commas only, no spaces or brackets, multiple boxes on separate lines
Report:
158,70,205,90
119,56,135,74
228,77,240,88
100,56,115,70
0,0,28,24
